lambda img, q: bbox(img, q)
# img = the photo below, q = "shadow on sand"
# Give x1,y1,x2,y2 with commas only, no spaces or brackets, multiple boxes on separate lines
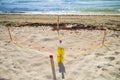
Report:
58,63,66,79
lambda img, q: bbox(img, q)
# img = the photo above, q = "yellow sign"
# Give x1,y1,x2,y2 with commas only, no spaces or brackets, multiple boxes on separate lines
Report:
57,47,64,63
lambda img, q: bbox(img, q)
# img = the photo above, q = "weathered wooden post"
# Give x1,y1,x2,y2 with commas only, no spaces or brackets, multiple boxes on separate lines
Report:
102,29,107,46
49,55,57,80
7,26,13,41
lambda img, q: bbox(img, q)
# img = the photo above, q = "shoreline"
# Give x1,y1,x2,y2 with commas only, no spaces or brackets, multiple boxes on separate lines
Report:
0,12,120,15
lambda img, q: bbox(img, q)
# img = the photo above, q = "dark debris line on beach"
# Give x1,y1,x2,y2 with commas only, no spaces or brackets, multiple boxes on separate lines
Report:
3,22,120,31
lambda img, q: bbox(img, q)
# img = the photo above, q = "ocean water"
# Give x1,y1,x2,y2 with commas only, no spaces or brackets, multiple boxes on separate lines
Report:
0,0,120,13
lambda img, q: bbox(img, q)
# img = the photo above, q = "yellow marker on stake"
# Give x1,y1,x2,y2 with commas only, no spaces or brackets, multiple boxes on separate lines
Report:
57,47,64,64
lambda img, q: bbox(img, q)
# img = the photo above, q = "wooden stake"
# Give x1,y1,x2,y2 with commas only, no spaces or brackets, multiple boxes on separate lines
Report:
7,26,13,41
57,16,60,36
102,30,107,46
49,55,57,80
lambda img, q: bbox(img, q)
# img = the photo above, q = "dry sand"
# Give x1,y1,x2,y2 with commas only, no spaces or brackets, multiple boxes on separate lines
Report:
0,14,120,80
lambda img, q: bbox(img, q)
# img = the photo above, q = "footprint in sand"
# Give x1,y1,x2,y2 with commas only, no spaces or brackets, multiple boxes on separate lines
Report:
104,56,115,61
0,78,10,80
44,75,52,79
95,53,105,57
116,61,120,65
73,71,79,75
114,51,120,55
30,63,42,67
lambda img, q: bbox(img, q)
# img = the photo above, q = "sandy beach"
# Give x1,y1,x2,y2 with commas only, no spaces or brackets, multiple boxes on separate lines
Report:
0,14,120,80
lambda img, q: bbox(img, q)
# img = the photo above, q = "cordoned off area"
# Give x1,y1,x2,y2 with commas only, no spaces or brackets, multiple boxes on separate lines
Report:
8,25,119,63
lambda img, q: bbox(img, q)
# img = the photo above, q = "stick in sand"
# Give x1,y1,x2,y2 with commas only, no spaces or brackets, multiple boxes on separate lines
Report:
57,16,60,36
7,26,13,41
102,29,107,46
49,55,57,80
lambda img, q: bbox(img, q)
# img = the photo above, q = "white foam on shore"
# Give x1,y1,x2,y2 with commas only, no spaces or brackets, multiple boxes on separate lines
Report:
0,11,120,15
